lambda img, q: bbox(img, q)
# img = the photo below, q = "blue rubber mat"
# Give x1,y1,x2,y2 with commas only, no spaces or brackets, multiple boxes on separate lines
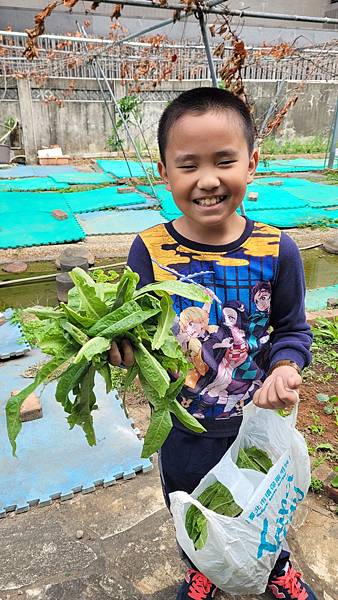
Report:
244,186,307,211
65,188,146,213
97,159,159,178
0,192,85,249
256,158,336,174
49,172,115,185
306,285,338,312
0,177,70,192
0,349,152,515
0,308,31,360
137,184,163,198
116,197,159,210
76,208,167,235
0,166,80,179
245,206,338,228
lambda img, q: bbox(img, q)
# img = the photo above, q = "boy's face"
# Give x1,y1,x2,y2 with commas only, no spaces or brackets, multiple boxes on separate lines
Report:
158,110,258,231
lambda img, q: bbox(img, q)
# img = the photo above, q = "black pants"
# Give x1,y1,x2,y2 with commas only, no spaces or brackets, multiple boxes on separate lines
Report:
159,425,290,580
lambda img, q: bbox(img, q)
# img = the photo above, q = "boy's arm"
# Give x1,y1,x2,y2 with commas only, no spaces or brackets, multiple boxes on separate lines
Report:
254,233,312,410
269,232,312,370
109,235,154,366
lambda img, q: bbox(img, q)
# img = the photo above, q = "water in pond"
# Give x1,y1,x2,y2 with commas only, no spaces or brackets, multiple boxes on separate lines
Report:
0,259,126,311
0,249,337,311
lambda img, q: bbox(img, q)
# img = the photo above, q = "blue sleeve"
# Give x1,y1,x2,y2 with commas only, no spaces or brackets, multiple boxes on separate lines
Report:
269,232,312,370
127,235,155,287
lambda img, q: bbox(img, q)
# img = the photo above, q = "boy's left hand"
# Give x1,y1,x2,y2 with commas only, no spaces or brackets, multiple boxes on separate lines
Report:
253,365,301,410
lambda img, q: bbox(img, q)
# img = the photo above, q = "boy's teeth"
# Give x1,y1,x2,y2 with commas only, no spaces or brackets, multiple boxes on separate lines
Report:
196,196,223,206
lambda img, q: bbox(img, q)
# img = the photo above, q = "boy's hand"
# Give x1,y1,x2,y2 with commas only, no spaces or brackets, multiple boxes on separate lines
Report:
253,365,301,410
108,339,135,367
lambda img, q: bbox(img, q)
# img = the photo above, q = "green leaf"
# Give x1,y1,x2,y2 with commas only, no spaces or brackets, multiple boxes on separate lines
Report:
73,336,111,364
315,443,334,452
98,363,113,393
55,360,89,411
134,343,170,398
112,267,139,310
151,292,176,350
236,447,272,474
67,364,97,446
6,356,71,455
316,393,329,403
87,300,158,338
25,306,63,320
169,399,206,433
60,319,89,346
331,475,338,489
39,330,77,358
69,268,109,319
324,405,334,415
134,280,210,303
141,408,172,458
60,303,96,329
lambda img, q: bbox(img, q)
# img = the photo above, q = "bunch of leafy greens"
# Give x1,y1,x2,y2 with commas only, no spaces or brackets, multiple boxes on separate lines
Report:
185,447,273,550
6,267,210,457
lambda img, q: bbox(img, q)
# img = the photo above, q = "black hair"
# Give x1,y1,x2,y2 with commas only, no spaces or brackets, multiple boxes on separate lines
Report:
251,281,272,301
157,87,255,164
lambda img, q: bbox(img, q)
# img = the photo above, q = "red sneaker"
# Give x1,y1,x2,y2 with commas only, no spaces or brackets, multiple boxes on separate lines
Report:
176,568,218,600
268,564,318,600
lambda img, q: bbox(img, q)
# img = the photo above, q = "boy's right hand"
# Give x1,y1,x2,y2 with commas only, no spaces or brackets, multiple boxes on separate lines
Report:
109,339,135,367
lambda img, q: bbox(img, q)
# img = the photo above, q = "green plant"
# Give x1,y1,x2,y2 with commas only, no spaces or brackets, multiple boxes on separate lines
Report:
325,169,338,185
91,269,119,284
308,411,325,436
6,267,211,457
311,318,338,373
261,135,328,156
309,477,324,493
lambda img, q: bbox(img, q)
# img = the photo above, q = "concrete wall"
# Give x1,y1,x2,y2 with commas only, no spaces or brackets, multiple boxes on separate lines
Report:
1,78,337,158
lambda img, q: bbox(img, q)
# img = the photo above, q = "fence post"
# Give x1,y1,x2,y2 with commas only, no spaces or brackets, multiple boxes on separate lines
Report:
17,78,38,164
328,98,338,169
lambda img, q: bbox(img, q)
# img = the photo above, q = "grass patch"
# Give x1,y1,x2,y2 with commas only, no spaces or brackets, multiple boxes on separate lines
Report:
261,136,328,155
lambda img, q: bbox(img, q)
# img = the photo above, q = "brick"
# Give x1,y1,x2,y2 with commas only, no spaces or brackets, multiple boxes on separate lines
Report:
11,390,43,422
248,191,259,201
306,308,338,325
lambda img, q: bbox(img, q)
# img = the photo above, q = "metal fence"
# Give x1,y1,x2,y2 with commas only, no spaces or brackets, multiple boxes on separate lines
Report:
0,30,337,82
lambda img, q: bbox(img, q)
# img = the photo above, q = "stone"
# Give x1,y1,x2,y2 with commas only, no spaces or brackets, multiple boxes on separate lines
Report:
11,390,43,422
267,180,283,186
76,530,84,540
2,261,28,274
55,247,95,268
51,209,68,221
59,256,89,273
56,272,74,303
117,186,136,193
323,233,338,255
248,192,258,201
326,297,338,309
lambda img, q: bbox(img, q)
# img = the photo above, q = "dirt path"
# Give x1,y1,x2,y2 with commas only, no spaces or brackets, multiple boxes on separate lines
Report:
0,228,334,265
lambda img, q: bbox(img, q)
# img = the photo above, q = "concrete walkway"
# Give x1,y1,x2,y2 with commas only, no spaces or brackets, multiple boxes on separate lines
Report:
0,458,336,600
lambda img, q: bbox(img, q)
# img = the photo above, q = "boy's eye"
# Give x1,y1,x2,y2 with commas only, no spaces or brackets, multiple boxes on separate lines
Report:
218,160,236,166
178,165,195,169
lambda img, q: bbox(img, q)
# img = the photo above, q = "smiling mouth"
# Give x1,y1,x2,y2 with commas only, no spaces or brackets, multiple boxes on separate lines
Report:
193,195,227,207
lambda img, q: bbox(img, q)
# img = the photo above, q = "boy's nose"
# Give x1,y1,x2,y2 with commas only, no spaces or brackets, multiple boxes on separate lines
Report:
197,173,221,191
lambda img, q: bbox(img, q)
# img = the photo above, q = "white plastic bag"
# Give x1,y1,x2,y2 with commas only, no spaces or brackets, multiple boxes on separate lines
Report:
169,403,311,595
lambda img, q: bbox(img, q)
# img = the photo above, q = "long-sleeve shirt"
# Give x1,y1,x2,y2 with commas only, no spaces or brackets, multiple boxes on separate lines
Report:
127,218,312,437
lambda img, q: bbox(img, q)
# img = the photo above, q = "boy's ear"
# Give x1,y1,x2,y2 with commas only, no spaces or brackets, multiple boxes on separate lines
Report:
247,148,260,184
158,161,171,191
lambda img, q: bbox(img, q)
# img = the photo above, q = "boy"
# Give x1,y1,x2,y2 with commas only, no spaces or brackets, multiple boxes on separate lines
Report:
110,87,314,600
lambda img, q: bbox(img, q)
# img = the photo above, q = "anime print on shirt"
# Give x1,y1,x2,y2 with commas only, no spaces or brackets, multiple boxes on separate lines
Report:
140,222,281,421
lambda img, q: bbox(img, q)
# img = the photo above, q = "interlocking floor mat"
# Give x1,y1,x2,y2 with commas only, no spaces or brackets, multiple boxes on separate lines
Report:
0,177,69,192
0,166,80,179
96,159,159,178
245,207,338,228
76,208,167,235
0,192,85,248
0,308,31,360
49,172,115,185
65,188,146,213
306,285,338,312
256,158,336,174
0,349,152,515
